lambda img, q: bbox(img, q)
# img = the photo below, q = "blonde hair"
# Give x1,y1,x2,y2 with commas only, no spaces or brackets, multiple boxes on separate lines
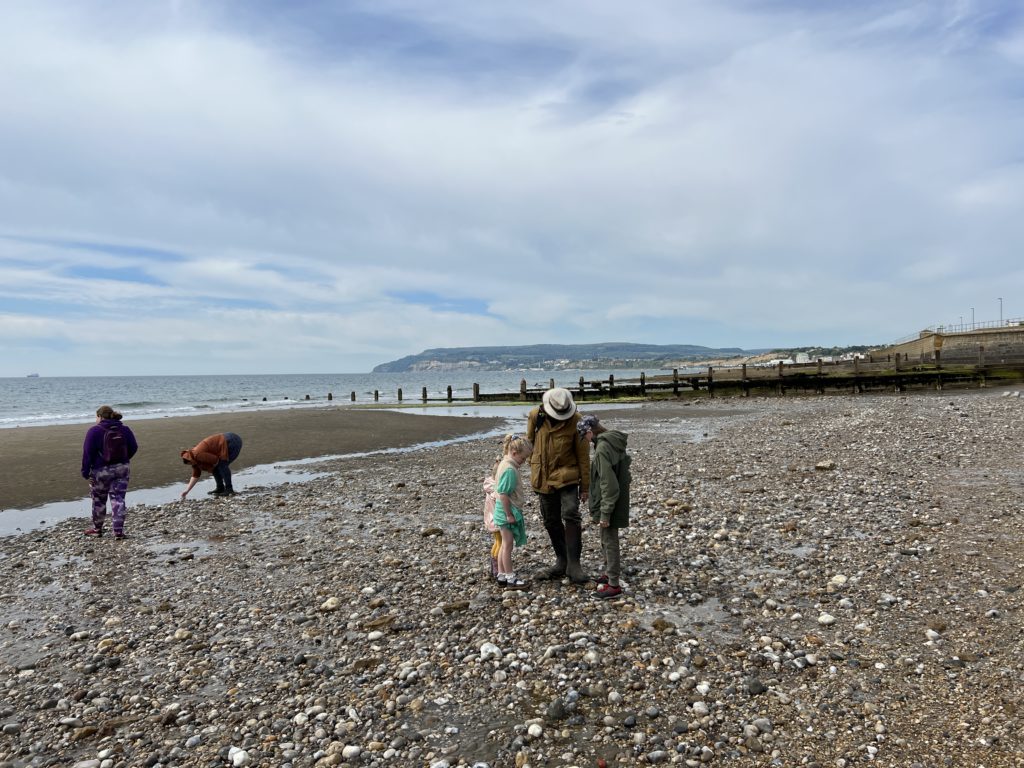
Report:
502,433,533,458
96,405,122,421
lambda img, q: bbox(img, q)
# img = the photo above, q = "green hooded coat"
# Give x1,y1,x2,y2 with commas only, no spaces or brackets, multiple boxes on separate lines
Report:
588,430,631,528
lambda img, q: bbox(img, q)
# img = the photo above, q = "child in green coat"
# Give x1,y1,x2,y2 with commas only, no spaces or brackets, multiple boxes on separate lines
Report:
577,414,632,599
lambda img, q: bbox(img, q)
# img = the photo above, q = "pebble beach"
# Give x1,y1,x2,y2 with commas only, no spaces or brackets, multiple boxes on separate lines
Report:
1,392,1023,768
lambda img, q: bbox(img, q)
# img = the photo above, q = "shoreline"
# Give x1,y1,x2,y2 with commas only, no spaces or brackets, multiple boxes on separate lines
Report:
0,407,505,512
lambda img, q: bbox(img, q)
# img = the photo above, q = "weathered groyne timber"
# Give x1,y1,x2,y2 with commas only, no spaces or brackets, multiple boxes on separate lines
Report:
378,359,1024,405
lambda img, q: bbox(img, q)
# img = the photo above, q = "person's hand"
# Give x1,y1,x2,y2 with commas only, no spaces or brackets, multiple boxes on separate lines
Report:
180,491,188,500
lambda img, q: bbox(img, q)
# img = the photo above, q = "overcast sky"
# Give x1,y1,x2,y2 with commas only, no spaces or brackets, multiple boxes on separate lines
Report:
2,0,1022,375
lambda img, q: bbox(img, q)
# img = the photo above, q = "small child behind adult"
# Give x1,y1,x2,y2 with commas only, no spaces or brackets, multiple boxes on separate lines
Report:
577,414,632,599
491,434,533,589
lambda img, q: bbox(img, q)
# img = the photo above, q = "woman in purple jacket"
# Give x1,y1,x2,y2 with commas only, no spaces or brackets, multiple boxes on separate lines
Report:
81,405,139,539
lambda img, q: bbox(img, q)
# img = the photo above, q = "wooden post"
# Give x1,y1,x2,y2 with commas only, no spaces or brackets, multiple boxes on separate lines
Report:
816,359,824,394
853,357,859,374
398,388,403,402
672,368,679,396
549,378,555,390
640,371,646,395
374,390,379,402
447,385,453,403
934,349,941,369
578,376,585,401
327,392,333,401
608,374,615,398
520,379,527,401
305,394,310,400
741,364,749,397
473,383,480,402
422,386,428,402
350,391,355,401
708,366,714,398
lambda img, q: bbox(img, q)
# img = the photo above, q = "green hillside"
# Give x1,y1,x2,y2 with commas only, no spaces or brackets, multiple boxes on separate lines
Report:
372,343,766,372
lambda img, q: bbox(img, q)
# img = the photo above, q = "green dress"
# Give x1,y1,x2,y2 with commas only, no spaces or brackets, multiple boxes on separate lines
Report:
492,462,527,547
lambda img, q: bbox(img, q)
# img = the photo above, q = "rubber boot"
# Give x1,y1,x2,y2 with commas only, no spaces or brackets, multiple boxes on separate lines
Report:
223,483,236,496
564,521,588,584
208,478,226,495
537,521,568,580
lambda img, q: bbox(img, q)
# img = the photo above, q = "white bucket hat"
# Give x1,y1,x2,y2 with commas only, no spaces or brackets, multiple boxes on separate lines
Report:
541,387,577,421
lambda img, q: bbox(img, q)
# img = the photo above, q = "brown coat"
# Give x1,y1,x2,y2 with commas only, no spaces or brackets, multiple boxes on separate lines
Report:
181,433,228,477
526,408,590,494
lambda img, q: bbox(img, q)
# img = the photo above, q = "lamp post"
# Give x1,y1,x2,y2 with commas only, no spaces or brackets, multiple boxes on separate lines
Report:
999,297,1003,325
971,307,975,327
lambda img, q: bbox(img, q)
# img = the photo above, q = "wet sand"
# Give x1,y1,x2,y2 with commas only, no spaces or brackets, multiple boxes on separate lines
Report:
0,407,503,511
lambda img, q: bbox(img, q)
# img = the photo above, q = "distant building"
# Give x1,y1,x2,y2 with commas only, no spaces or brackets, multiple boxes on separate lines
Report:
881,323,1024,365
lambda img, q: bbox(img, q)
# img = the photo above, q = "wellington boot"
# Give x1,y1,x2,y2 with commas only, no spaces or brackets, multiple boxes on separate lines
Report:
564,521,588,584
565,558,589,584
537,557,567,581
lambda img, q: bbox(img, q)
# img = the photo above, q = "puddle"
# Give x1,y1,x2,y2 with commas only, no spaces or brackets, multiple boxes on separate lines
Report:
0,463,327,539
145,540,216,562
381,402,626,419
779,544,816,559
641,597,740,643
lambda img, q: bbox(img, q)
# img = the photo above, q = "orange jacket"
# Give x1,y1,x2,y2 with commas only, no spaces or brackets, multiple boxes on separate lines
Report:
180,433,228,477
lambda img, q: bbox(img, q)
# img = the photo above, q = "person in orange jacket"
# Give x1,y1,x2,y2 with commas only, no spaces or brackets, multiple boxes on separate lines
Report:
180,432,243,498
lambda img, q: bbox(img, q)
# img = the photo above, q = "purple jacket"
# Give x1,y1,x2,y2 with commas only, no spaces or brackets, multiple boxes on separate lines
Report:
81,419,139,478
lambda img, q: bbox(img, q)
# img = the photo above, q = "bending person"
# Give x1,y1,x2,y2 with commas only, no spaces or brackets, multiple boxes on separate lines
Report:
180,432,243,499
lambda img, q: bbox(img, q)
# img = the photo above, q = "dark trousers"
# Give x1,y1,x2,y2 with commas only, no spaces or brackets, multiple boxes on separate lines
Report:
213,433,243,489
537,486,581,526
600,526,622,586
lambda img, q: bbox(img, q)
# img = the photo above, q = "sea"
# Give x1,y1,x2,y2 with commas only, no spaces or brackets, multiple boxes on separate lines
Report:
0,369,665,429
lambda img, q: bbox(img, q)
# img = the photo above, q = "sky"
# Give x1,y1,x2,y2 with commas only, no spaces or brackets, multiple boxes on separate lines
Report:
2,0,1023,375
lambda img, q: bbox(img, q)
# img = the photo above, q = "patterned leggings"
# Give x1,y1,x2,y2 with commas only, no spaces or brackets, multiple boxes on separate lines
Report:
90,463,130,534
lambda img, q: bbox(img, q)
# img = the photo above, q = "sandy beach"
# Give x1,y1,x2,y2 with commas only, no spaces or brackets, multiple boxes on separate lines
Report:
1,393,1022,768
0,407,504,512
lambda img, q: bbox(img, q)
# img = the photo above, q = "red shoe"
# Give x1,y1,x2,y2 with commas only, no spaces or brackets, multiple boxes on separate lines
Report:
596,573,609,585
593,584,623,600
83,528,103,537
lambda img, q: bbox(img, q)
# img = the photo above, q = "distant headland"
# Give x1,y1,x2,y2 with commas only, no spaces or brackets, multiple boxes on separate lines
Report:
372,343,773,373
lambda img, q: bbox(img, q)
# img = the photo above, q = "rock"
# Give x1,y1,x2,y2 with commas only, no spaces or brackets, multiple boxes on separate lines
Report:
320,597,342,612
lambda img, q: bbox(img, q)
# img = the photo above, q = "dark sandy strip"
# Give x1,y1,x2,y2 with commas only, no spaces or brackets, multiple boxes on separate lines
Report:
0,407,504,511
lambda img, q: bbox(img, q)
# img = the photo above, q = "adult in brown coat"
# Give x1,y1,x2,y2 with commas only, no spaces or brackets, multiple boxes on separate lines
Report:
179,432,244,499
526,388,590,583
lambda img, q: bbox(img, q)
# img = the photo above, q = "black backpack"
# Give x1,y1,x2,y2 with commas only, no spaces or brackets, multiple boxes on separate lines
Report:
102,424,129,464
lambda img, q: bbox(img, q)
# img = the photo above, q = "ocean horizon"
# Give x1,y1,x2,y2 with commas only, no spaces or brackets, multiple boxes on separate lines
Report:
0,368,673,429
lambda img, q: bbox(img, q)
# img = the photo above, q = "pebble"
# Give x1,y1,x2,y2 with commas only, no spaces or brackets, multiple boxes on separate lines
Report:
1,393,1022,767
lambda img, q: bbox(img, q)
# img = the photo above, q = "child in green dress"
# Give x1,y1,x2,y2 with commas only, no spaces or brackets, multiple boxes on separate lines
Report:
492,434,533,589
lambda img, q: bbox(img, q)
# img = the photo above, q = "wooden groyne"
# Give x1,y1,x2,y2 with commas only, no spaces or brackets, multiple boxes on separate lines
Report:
304,359,1024,406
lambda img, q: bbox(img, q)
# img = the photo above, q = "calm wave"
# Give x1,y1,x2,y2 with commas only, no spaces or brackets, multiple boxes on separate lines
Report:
0,369,668,428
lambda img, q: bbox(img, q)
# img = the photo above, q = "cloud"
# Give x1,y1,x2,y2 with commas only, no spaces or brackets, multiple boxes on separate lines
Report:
1,0,1023,374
